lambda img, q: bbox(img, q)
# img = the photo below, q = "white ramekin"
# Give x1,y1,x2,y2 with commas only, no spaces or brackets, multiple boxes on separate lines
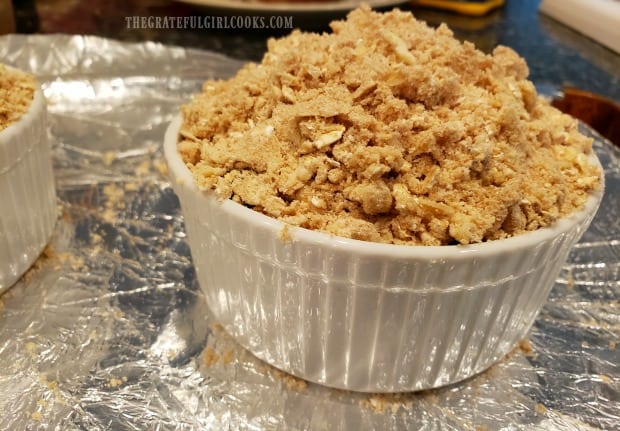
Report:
164,115,605,393
0,82,57,293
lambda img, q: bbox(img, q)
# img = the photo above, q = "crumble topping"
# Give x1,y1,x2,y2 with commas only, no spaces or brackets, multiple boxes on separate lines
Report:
0,64,36,132
179,6,601,245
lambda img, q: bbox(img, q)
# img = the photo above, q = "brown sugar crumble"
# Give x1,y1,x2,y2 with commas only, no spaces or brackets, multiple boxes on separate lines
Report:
0,64,36,132
179,7,601,246
518,338,534,355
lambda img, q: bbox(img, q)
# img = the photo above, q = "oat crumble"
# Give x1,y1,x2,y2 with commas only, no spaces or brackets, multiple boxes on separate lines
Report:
0,64,36,132
179,7,601,245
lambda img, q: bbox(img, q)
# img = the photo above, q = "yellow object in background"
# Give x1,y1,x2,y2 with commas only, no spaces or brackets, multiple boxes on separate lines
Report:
410,0,505,16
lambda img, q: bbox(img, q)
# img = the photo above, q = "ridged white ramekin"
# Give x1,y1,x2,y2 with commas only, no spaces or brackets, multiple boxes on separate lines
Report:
0,82,57,293
164,115,604,392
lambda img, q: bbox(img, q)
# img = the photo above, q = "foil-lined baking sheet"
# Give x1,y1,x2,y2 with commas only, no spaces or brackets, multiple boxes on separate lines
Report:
0,35,618,430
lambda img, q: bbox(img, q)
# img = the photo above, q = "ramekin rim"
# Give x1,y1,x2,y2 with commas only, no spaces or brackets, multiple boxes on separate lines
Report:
0,84,44,158
0,64,43,139
163,115,605,260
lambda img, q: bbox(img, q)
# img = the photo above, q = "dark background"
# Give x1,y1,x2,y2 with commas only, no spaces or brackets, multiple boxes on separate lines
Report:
8,0,620,103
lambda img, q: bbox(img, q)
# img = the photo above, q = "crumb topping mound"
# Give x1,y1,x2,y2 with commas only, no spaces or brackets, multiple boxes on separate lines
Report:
179,6,601,245
0,64,36,132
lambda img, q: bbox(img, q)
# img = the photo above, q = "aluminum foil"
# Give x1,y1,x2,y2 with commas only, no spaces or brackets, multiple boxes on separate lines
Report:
0,34,618,430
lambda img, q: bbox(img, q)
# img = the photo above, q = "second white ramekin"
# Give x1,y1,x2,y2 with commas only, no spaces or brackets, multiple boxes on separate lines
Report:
0,83,57,293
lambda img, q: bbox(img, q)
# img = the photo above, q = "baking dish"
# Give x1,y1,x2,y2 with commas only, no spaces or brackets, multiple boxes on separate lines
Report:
0,76,57,293
164,115,604,392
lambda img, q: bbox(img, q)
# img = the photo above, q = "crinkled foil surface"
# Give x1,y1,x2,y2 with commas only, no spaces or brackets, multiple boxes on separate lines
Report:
0,35,618,431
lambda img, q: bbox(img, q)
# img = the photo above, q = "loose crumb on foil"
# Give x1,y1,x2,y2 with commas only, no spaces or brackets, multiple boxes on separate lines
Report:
202,322,308,391
518,338,534,355
359,393,415,414
202,323,238,368
179,6,601,246
202,346,235,368
535,403,548,414
20,245,57,284
106,376,128,388
270,367,308,392
0,64,36,131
